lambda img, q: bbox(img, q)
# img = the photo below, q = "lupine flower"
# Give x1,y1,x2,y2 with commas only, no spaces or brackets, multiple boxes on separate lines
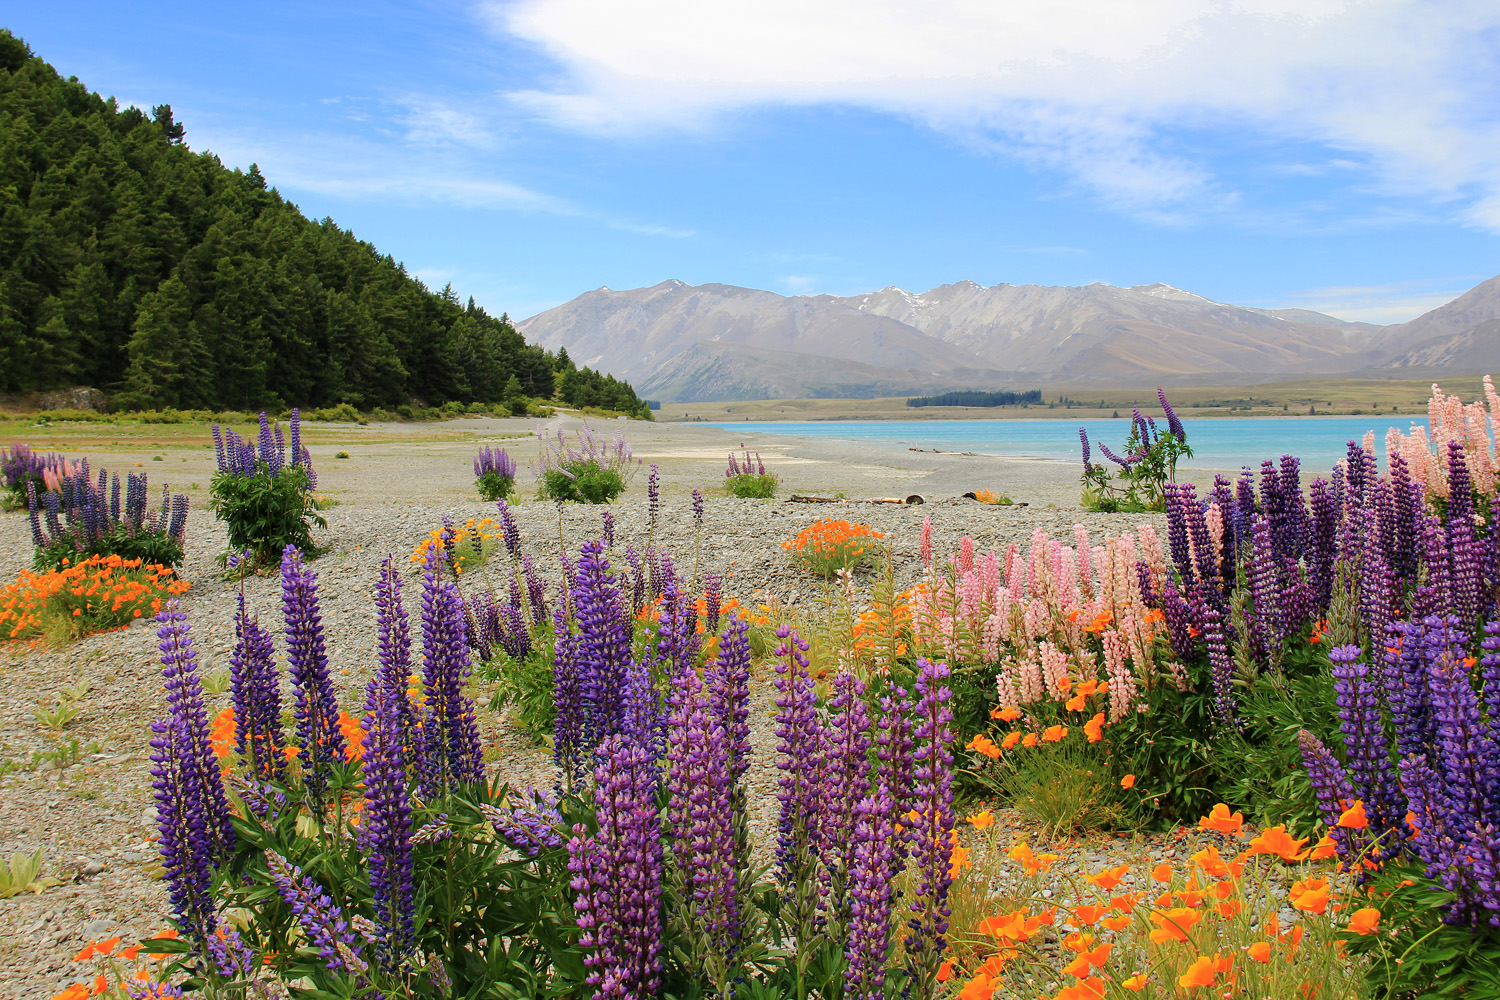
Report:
703,573,723,635
567,734,664,1000
149,715,219,948
665,665,739,987
692,487,704,527
1329,644,1402,836
479,787,565,857
772,625,824,949
1158,386,1185,440
229,592,285,782
1199,605,1237,725
1297,729,1358,859
845,790,899,1000
905,658,955,1000
417,546,484,796
495,499,521,557
281,545,345,805
361,672,415,971
1078,427,1091,471
877,684,915,863
156,603,234,857
647,463,660,534
265,851,368,975
572,539,636,760
601,508,615,549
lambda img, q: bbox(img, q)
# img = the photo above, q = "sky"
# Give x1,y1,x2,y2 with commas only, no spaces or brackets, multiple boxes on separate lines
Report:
9,0,1500,323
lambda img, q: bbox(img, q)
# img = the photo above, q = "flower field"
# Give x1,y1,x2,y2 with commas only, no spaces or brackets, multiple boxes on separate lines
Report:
7,377,1499,999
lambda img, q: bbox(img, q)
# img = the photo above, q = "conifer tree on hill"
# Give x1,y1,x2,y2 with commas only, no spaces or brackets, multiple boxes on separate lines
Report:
0,30,650,418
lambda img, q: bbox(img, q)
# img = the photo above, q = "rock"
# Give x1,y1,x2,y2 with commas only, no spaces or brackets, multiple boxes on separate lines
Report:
83,918,113,938
81,861,104,877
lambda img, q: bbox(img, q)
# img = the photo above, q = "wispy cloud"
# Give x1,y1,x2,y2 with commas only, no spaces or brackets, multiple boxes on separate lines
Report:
482,0,1500,228
1269,277,1483,324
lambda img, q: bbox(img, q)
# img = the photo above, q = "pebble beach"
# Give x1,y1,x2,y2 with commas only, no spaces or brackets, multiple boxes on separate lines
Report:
0,415,1247,999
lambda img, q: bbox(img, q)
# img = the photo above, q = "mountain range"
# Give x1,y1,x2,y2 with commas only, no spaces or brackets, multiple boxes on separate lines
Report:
519,274,1500,403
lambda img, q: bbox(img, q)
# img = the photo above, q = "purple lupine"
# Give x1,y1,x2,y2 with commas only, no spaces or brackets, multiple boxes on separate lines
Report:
157,603,234,857
1359,526,1395,680
204,925,262,985
573,540,636,758
1483,621,1500,805
417,546,484,796
265,851,369,975
495,498,521,558
1200,604,1238,725
692,487,704,527
1329,644,1402,837
772,625,824,955
601,508,615,549
845,789,899,1000
646,463,661,535
149,716,220,949
1163,482,1194,582
624,546,646,614
1097,440,1132,468
876,685,915,865
1158,386,1185,440
1387,619,1436,760
819,670,872,930
281,545,346,805
1158,576,1199,660
230,591,285,782
703,574,723,636
665,665,739,989
1078,427,1091,470
523,554,548,625
654,576,700,680
904,658,955,1000
1414,513,1452,622
568,734,664,999
707,616,752,785
1247,514,1282,659
553,602,588,786
1446,441,1484,635
1387,451,1420,581
479,787,565,857
361,674,415,971
1297,730,1359,860
1424,620,1493,835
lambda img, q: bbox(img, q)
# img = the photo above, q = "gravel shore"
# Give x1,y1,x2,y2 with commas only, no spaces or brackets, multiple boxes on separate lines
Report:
0,415,1218,998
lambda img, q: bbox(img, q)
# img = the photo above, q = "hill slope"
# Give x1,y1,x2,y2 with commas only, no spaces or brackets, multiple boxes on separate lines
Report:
0,30,645,415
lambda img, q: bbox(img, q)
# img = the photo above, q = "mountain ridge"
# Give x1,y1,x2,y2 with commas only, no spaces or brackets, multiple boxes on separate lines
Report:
520,275,1500,403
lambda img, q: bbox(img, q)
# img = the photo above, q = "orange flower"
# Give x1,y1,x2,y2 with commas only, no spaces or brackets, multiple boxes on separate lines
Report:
967,734,1002,759
1151,863,1173,883
937,960,953,982
1110,892,1141,913
1086,864,1129,891
1178,955,1217,988
1055,975,1106,999
1191,847,1230,879
1148,907,1202,943
1337,801,1369,830
1248,826,1309,862
1021,733,1038,748
1102,914,1131,931
1347,907,1381,935
1120,773,1136,789
1073,904,1109,926
1002,731,1022,750
1084,713,1105,743
1246,940,1272,963
52,987,90,1000
1121,974,1149,991
958,973,996,1000
1308,835,1339,860
1198,804,1244,836
1041,725,1068,743
1289,877,1331,915
992,705,1021,722
967,810,995,830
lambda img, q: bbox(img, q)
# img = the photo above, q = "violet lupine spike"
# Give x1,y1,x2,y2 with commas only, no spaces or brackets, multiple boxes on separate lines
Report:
230,591,286,783
692,487,704,527
655,576,700,680
362,675,415,971
1078,426,1091,470
479,788,565,857
703,573,723,635
1200,604,1238,725
1307,478,1340,612
1387,619,1436,761
601,508,615,549
149,715,220,950
553,602,587,785
281,545,345,805
905,657,955,1000
523,554,548,625
1328,644,1402,837
265,850,368,975
1423,618,1494,834
1414,513,1452,623
772,624,824,949
1445,441,1484,636
1483,621,1500,808
1158,386,1185,440
1359,526,1395,677
1247,515,1282,659
845,790,899,1000
1297,729,1359,861
665,665,739,986
1388,451,1420,582
1097,440,1132,469
820,670,873,929
417,546,485,796
877,685,916,866
495,498,521,558
646,463,661,534
573,539,636,759
707,616,753,785
1163,482,1194,582
568,734,664,1000
156,603,235,858
204,925,261,985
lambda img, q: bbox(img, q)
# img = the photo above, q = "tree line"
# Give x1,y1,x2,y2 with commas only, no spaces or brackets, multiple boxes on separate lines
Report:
906,389,1043,408
0,31,648,417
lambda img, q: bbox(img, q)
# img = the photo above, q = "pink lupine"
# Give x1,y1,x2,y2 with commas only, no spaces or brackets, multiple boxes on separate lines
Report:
1039,640,1071,699
1101,630,1136,723
919,515,933,567
1074,525,1094,598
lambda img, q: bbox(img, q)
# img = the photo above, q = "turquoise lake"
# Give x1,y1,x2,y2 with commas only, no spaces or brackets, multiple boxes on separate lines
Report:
699,416,1423,473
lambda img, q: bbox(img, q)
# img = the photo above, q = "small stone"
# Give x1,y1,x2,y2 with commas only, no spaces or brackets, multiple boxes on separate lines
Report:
81,861,104,877
83,917,113,938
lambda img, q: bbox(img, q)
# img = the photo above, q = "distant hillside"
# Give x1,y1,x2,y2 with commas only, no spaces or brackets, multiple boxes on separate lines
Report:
0,31,647,416
521,274,1500,402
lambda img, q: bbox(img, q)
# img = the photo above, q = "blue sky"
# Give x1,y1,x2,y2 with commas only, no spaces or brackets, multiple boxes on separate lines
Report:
10,0,1500,322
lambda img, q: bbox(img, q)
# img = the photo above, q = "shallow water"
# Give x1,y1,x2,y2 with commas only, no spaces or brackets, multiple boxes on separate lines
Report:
701,416,1421,473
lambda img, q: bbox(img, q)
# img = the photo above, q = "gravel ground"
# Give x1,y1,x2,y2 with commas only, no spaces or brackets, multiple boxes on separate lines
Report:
0,415,1234,999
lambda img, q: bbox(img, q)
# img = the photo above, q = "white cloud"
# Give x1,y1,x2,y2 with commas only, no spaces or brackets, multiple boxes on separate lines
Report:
483,0,1500,225
1270,277,1484,324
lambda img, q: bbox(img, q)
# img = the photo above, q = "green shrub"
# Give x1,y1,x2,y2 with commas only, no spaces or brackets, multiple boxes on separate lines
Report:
540,463,626,504
210,412,324,568
727,472,778,498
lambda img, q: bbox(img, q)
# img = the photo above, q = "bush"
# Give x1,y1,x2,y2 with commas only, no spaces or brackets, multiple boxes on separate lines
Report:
1078,387,1191,511
723,449,777,498
210,410,324,568
533,421,640,504
1,443,71,511
25,461,188,570
473,446,516,501
0,554,189,645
